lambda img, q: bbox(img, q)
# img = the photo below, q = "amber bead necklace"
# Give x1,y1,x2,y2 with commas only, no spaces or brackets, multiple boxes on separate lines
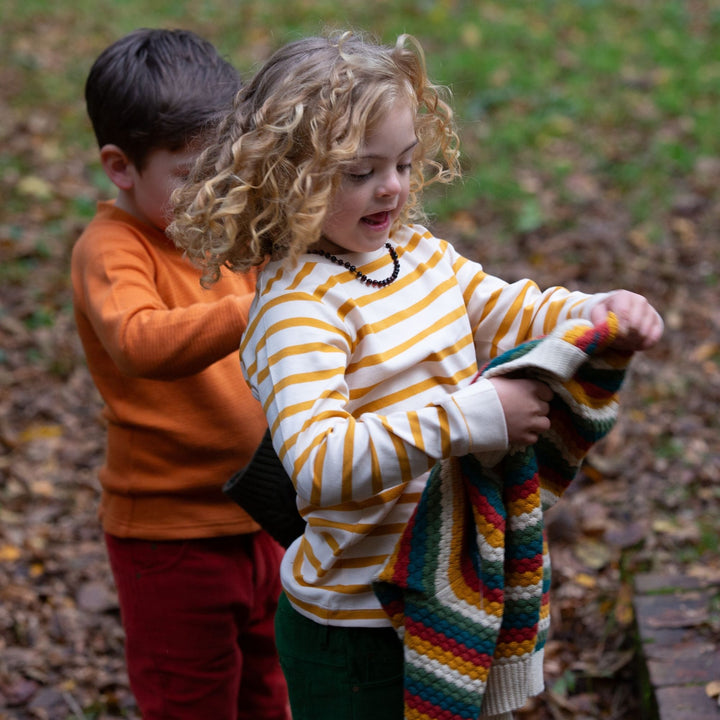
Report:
310,242,400,287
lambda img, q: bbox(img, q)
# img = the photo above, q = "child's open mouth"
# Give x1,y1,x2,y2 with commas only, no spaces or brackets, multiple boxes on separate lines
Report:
361,211,390,228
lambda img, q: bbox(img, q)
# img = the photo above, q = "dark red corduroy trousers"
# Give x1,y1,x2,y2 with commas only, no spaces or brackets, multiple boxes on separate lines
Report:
105,531,290,720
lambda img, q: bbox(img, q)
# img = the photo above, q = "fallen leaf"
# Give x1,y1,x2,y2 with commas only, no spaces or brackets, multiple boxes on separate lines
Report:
574,539,613,570
0,544,22,562
1,677,38,706
614,583,635,627
30,479,55,497
16,175,53,199
19,424,63,443
76,581,118,614
574,572,597,589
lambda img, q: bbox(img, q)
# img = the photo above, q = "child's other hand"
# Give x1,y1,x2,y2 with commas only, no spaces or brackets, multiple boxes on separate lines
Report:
590,290,664,351
489,377,553,447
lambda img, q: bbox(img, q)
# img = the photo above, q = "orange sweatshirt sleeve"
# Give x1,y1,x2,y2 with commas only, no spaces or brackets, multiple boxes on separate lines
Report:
72,204,256,380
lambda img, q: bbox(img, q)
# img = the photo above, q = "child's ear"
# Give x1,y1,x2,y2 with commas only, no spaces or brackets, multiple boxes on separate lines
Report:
99,144,135,191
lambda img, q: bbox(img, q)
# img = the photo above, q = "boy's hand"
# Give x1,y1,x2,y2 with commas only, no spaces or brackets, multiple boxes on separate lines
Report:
590,290,663,351
489,377,553,447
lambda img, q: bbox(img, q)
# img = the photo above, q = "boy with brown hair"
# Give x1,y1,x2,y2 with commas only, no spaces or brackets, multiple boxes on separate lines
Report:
71,28,289,720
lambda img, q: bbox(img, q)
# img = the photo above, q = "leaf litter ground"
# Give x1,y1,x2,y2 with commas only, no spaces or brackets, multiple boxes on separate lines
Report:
2,35,720,720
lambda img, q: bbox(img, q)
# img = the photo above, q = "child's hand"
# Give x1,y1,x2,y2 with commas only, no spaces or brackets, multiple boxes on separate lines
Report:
489,377,553,447
590,290,663,351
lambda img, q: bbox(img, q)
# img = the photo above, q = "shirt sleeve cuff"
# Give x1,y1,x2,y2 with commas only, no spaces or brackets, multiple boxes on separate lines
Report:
445,377,509,456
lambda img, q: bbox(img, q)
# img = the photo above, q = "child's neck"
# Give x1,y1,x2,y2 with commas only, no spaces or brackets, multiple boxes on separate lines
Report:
311,236,347,255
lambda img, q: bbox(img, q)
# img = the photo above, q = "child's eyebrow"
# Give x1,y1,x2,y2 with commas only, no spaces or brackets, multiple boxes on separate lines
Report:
358,139,419,160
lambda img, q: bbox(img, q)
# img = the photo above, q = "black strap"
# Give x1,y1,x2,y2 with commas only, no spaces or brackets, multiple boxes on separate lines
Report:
223,428,305,548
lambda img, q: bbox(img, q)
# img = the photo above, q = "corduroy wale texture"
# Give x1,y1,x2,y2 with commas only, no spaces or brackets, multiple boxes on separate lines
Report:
373,315,632,719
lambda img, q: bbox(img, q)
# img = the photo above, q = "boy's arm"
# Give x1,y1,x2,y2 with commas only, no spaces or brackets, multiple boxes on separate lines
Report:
72,226,254,379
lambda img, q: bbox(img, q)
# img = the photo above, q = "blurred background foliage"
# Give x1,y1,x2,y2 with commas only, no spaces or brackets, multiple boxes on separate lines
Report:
2,0,719,242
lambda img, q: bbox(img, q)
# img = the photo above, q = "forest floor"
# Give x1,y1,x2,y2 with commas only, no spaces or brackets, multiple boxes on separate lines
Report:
2,169,720,718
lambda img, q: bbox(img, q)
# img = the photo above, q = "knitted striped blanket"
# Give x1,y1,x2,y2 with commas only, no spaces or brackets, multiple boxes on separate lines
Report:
373,316,632,719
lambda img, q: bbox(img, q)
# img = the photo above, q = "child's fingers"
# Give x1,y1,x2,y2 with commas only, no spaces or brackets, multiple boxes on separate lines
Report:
489,377,554,446
535,381,553,403
617,303,664,350
635,308,664,349
592,291,663,351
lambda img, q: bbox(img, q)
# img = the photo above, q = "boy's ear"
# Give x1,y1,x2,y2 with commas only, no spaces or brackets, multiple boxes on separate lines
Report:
99,144,135,191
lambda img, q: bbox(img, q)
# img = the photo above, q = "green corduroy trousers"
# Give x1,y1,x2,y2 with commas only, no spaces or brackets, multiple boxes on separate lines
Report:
274,592,404,720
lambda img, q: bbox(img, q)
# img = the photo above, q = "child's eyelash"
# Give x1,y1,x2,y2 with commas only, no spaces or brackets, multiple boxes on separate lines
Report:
347,163,413,182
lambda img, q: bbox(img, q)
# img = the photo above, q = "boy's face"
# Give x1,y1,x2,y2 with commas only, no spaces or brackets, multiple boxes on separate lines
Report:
118,146,197,232
319,99,416,255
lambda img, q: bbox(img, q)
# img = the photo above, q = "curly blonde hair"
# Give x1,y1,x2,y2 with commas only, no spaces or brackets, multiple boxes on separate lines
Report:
169,30,460,285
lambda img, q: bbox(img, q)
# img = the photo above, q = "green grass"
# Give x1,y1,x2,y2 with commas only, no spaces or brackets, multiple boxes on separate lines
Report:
1,0,719,249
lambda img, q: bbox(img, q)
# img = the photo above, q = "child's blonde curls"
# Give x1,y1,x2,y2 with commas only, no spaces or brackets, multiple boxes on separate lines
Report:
169,31,461,286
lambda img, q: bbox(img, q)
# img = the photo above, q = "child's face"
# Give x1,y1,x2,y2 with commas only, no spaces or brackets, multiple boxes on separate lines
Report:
320,99,417,254
120,146,197,232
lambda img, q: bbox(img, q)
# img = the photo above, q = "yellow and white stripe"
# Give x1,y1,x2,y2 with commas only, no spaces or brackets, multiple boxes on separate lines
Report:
240,224,604,627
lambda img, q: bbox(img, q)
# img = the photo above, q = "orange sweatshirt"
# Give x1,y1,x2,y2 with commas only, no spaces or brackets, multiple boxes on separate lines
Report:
71,201,266,540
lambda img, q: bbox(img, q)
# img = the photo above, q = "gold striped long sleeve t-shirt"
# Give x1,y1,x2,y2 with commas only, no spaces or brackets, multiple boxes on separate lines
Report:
240,225,608,627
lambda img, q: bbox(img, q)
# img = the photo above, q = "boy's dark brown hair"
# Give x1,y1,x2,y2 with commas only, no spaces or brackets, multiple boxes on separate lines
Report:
85,28,241,170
